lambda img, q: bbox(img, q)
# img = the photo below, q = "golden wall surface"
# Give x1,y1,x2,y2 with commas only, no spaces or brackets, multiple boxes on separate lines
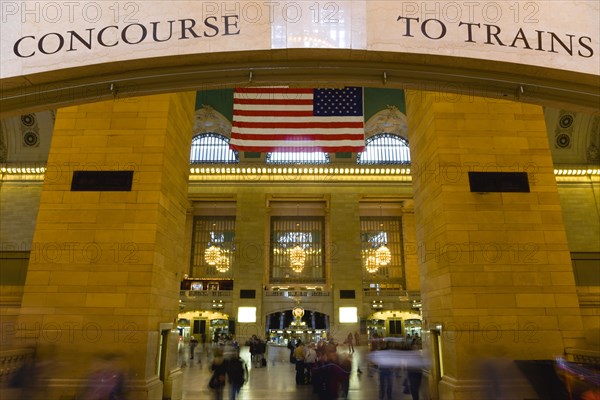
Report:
12,93,195,399
405,91,586,399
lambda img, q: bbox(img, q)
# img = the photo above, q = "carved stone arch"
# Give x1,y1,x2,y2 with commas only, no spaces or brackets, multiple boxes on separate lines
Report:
192,105,232,138
586,116,600,163
0,116,22,162
364,106,408,140
0,119,8,162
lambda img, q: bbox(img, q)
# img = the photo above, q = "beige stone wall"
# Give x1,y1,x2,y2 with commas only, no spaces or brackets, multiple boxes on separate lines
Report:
557,183,600,252
0,182,42,250
14,93,195,399
4,179,597,260
405,90,585,399
187,183,415,339
402,204,419,292
232,190,269,339
2,170,597,348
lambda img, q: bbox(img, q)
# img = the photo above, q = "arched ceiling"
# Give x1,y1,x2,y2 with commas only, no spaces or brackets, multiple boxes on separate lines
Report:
1,50,598,119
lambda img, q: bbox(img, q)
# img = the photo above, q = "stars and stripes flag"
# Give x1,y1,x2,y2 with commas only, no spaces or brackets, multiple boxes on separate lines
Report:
230,87,365,152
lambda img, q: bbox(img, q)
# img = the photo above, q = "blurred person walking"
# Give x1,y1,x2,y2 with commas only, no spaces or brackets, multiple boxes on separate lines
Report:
190,336,199,362
294,340,306,385
80,353,127,400
378,365,394,400
346,333,354,353
225,348,248,400
304,342,317,384
209,348,227,400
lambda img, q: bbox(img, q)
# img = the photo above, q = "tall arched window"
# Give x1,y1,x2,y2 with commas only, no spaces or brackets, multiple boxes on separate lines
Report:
190,133,239,164
357,133,410,165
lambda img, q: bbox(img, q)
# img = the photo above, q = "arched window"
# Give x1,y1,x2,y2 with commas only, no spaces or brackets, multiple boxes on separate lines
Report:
266,152,330,165
190,133,238,164
357,133,410,165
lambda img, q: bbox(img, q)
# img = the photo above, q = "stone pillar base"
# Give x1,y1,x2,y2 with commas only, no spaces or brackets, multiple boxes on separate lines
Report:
26,376,165,400
164,368,184,400
438,370,537,400
128,376,165,400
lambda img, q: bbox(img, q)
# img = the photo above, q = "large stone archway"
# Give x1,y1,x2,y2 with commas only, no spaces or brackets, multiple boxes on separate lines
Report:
1,2,598,117
2,2,598,400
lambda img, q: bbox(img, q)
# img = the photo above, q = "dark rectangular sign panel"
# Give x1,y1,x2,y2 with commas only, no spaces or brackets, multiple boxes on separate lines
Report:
71,171,134,191
240,289,256,299
468,172,530,193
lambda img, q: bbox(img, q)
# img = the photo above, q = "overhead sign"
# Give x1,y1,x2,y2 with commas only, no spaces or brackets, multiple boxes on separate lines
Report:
1,1,598,80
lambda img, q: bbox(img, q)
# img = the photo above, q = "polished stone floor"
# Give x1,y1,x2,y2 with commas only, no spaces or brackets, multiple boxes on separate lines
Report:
180,345,429,400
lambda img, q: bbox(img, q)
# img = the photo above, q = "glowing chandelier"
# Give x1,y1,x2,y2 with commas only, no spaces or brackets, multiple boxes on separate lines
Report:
364,209,392,273
204,245,221,265
375,244,391,265
365,253,379,273
289,244,306,273
215,253,230,273
289,219,306,273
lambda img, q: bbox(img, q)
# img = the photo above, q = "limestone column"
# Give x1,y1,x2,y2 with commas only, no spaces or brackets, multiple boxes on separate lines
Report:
329,193,361,337
16,93,195,400
405,91,585,400
401,200,419,293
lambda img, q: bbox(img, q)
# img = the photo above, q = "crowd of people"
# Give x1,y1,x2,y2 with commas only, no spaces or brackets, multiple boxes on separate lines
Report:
179,331,427,400
208,346,248,400
287,338,353,399
9,330,599,400
368,333,425,400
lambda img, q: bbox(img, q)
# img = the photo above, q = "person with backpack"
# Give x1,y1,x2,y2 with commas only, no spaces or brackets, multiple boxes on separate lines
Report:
226,348,248,400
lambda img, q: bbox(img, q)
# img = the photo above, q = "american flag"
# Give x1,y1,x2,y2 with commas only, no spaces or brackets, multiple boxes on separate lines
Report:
230,87,365,152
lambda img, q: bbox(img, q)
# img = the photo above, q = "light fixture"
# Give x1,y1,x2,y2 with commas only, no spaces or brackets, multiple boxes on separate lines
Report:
375,242,391,265
372,300,384,309
289,244,306,273
364,204,392,273
289,207,306,273
365,252,379,273
205,220,224,267
375,205,391,266
204,244,221,265
215,253,230,273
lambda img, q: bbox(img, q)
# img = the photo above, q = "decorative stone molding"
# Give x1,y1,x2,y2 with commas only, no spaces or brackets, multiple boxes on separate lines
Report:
587,117,600,163
0,121,8,162
364,106,408,140
192,105,232,138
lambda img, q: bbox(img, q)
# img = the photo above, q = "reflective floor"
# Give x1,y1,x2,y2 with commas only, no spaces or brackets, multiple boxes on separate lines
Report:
181,345,429,400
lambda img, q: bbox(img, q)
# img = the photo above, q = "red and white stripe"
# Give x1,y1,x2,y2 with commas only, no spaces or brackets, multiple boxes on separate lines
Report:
230,88,365,152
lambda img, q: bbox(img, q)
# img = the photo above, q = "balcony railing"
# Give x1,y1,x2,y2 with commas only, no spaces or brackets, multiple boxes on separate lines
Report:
363,288,410,300
180,290,232,298
565,348,600,364
264,290,331,298
0,348,34,386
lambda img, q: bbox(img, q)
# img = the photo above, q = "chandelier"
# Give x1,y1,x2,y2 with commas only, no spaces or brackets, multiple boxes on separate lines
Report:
215,253,230,273
375,244,391,265
364,213,392,273
289,218,306,273
365,253,379,273
204,245,221,265
289,244,306,273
